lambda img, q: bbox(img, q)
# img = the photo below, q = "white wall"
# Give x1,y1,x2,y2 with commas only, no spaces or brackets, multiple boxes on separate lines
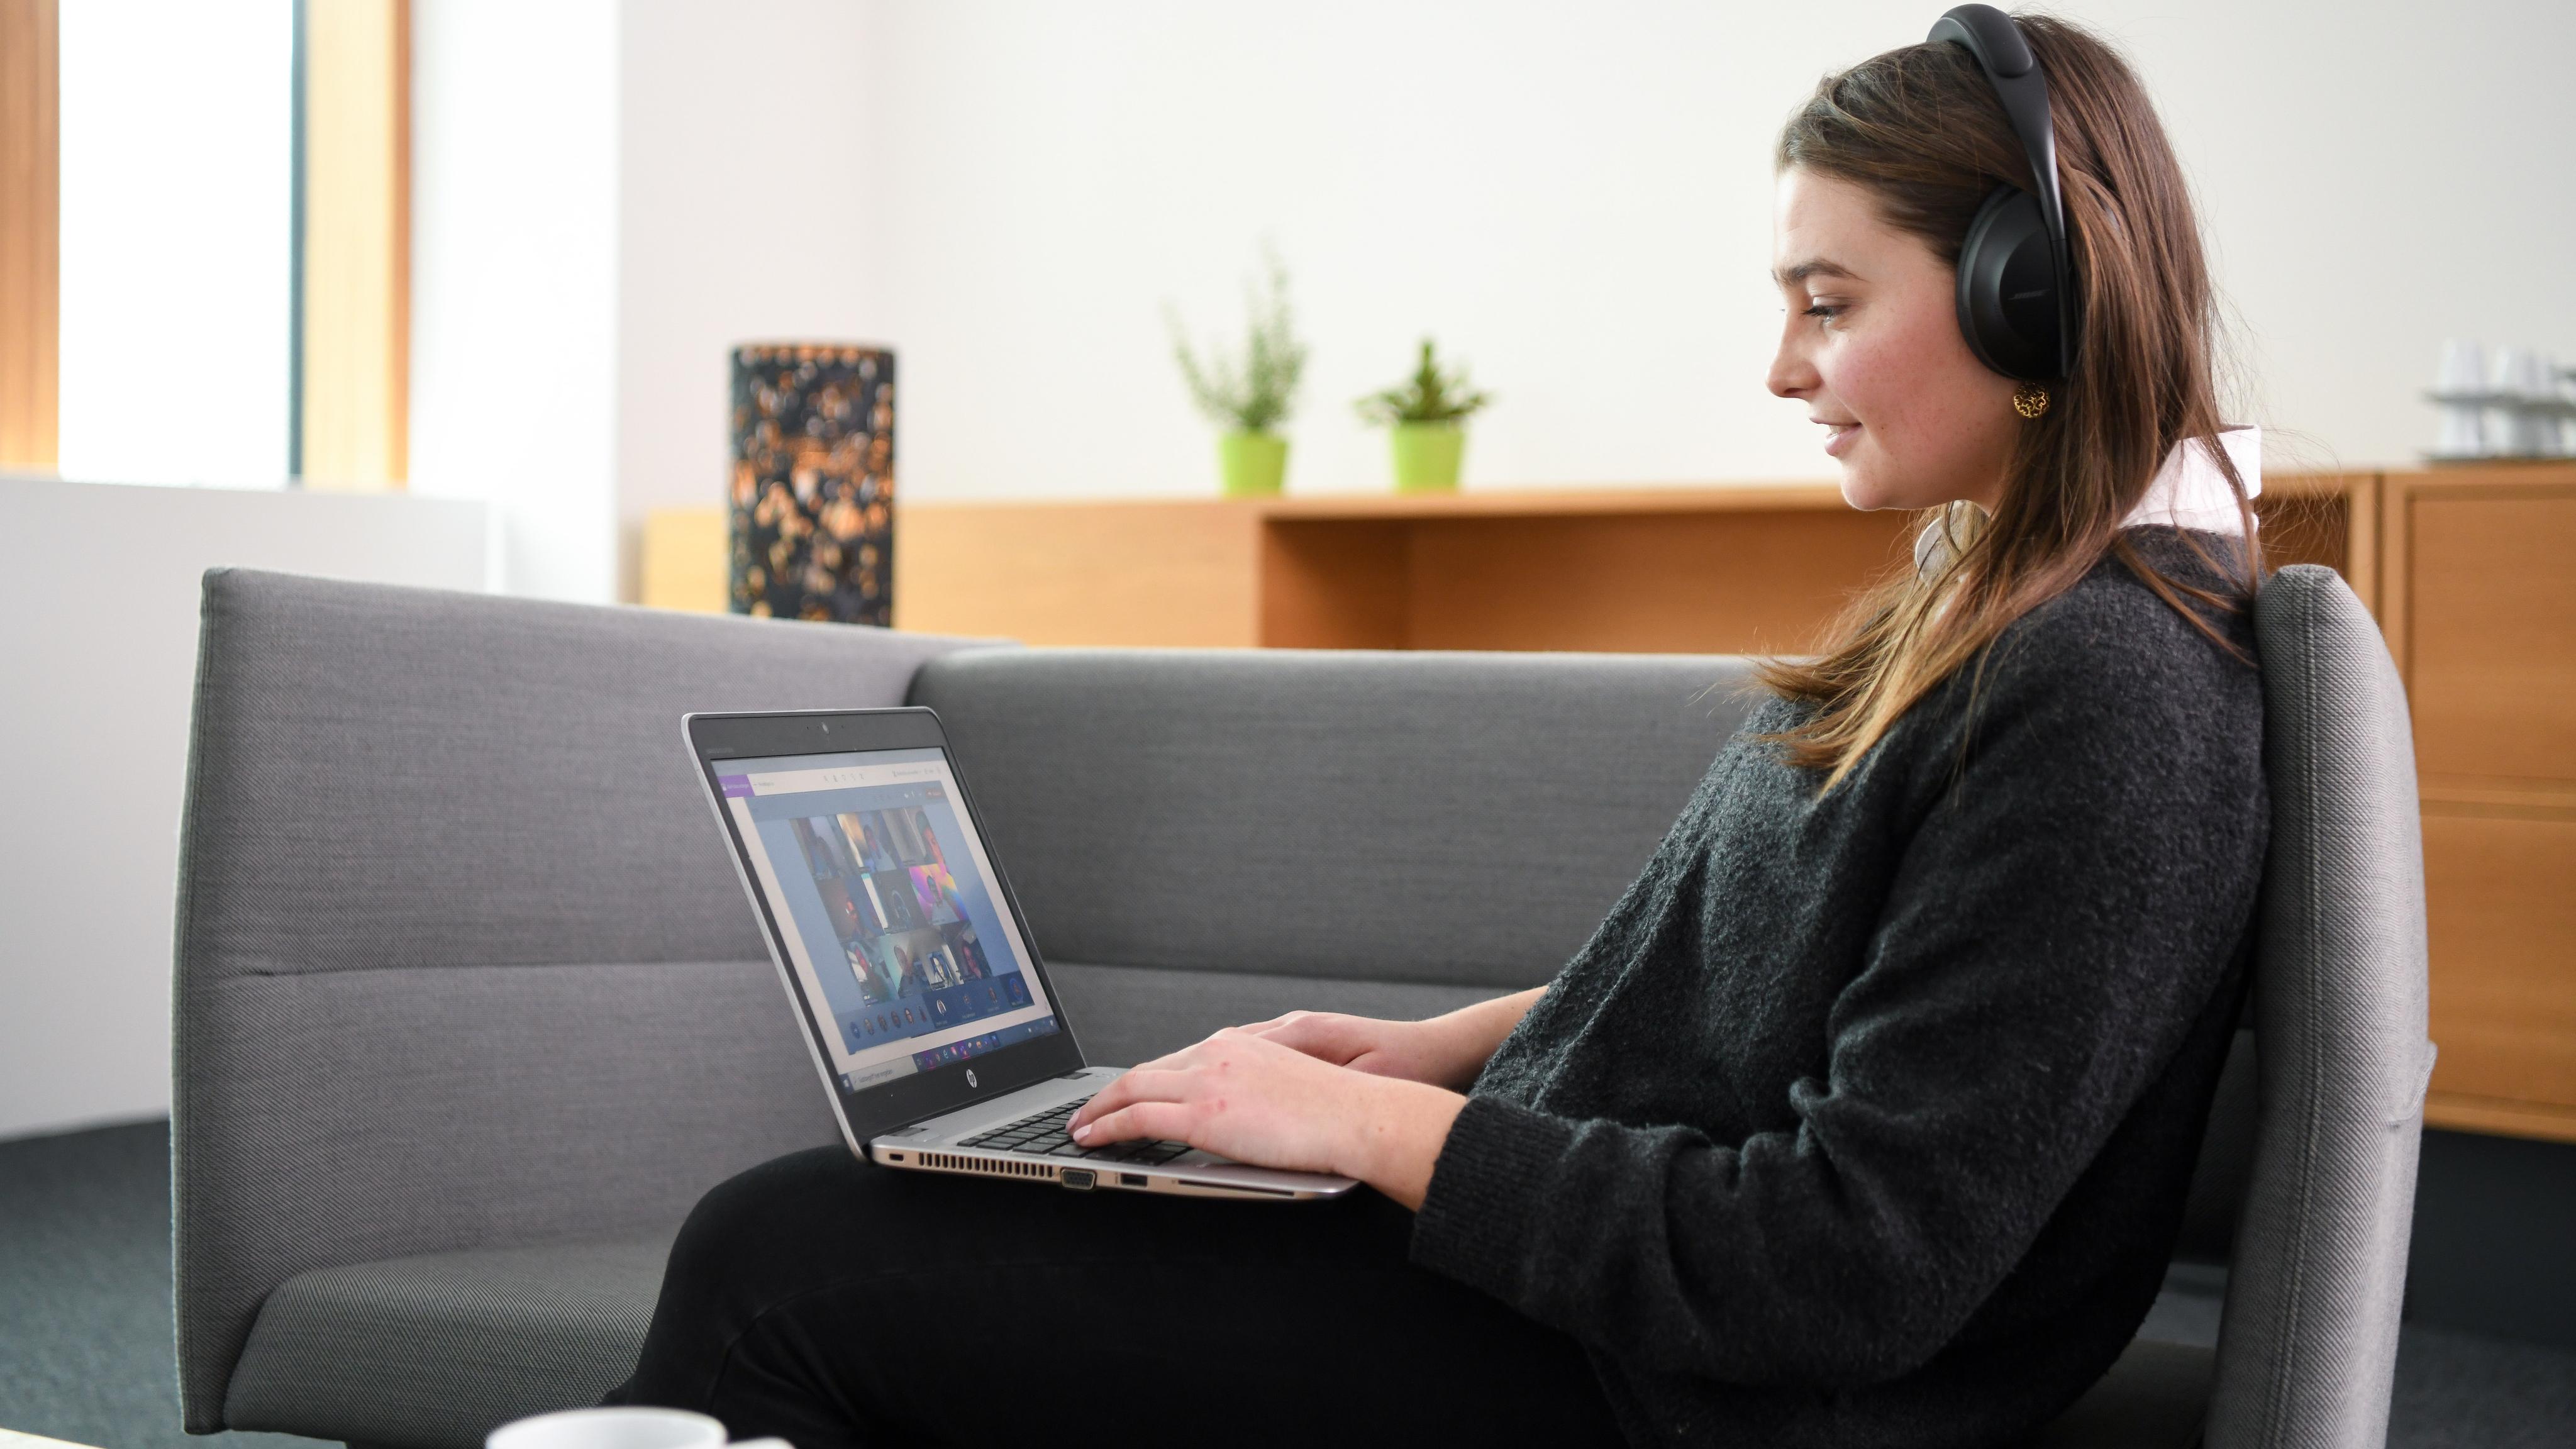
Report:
614,0,881,599
430,0,2576,586
2146,0,2576,466
415,0,881,602
863,1,1760,498
0,479,484,1141
781,0,2572,501
409,0,621,602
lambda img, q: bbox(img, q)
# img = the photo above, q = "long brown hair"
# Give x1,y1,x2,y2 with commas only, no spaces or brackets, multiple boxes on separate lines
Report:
1764,13,2257,790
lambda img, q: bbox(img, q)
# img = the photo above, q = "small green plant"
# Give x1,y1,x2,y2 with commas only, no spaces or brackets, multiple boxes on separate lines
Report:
1356,338,1491,426
1169,248,1307,435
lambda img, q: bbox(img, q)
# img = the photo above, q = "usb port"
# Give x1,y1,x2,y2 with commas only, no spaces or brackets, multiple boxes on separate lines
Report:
1059,1167,1096,1190
1120,1173,1149,1187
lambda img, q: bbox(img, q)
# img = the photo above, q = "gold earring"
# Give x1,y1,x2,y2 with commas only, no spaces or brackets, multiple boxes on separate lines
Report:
2012,383,2052,419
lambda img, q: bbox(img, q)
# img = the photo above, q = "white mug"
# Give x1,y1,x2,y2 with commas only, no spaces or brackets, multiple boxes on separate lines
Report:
2435,337,2485,393
487,1407,791,1449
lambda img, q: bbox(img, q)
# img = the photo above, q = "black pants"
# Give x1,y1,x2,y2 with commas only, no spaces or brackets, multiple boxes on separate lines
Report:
608,1146,1624,1449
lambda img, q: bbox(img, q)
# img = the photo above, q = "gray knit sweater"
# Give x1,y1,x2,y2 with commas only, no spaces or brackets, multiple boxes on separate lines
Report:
1411,530,2267,1448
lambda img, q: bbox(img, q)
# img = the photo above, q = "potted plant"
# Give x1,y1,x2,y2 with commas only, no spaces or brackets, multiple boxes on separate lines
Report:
1357,338,1491,493
1170,252,1308,497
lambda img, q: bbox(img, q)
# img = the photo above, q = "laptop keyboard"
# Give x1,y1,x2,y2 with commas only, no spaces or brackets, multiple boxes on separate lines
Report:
957,1099,1196,1165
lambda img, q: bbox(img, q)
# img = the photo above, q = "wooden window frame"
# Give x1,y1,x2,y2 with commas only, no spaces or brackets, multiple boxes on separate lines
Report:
295,0,409,489
0,0,57,474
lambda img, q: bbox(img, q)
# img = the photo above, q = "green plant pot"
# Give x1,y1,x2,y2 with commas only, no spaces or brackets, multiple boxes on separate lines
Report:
1218,430,1289,498
1390,421,1466,492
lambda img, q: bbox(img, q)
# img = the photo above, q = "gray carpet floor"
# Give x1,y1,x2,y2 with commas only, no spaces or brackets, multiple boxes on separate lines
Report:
1,1121,323,1449
5,1119,2573,1448
2137,1268,2576,1448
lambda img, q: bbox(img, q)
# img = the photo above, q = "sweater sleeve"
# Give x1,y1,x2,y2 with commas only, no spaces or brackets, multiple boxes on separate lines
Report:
1408,613,2265,1387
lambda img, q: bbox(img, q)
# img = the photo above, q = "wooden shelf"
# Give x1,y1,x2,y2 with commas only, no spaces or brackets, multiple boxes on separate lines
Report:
897,475,2372,655
897,484,1933,654
1257,481,1857,518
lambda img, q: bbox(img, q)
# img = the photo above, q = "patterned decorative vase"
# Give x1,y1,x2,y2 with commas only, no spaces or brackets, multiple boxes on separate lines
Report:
730,343,896,624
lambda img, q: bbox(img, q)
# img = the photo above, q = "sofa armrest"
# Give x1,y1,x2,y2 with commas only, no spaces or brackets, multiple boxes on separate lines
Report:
172,568,996,1431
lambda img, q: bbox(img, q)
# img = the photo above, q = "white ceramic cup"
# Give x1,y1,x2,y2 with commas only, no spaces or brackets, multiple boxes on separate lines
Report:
2509,351,2559,454
2480,347,2533,456
487,1407,791,1449
2436,337,2486,393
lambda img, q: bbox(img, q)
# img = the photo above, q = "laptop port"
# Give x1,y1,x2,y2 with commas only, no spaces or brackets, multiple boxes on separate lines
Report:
1120,1173,1148,1187
1059,1167,1096,1190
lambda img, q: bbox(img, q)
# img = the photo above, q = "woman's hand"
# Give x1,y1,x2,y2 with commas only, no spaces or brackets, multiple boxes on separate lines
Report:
1237,987,1547,1091
1067,1028,1466,1209
1231,1011,1476,1087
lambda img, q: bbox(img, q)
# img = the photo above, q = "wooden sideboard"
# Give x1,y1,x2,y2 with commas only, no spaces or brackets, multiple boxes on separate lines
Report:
901,484,1912,653
892,475,2362,655
2375,467,2576,1143
638,465,2570,1142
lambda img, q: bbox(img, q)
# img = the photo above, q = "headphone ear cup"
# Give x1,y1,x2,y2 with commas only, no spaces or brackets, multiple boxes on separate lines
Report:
1955,185,2063,381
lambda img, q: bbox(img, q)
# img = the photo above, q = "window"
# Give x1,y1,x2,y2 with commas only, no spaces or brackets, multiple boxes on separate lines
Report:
57,0,295,487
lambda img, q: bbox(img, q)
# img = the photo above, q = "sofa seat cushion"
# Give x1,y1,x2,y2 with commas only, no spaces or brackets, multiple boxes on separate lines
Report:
1045,960,1501,1067
217,964,2209,1449
217,964,1508,1449
226,1236,674,1449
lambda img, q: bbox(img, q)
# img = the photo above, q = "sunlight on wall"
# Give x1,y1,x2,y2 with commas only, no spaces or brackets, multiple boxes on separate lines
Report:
408,0,621,602
57,0,293,488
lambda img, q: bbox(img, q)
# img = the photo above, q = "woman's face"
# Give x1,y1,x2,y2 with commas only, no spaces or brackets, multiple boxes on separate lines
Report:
1767,168,2019,512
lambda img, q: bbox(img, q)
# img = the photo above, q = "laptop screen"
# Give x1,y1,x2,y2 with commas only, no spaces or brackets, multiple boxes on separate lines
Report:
714,745,1063,1095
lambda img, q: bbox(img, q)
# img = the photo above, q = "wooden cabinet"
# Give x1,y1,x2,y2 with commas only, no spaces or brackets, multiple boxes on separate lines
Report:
2394,476,2576,784
2419,811,2576,1131
893,475,2365,653
2380,467,2576,1141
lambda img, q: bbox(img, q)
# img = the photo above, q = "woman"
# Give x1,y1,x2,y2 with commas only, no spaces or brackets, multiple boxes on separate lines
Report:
611,14,2265,1447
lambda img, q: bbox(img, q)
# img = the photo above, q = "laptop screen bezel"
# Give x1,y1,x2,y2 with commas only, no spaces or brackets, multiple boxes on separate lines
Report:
685,706,1088,1145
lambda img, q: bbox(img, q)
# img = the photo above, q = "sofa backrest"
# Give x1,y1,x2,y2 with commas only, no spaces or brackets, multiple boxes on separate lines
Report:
2205,565,2434,1448
909,648,1761,989
172,569,988,1431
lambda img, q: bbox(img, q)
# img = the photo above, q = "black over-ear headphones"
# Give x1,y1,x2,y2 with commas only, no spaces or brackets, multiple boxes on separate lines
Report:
1928,4,2074,381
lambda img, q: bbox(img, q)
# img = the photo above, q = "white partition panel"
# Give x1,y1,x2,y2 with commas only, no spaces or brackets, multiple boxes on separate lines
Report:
0,478,486,1140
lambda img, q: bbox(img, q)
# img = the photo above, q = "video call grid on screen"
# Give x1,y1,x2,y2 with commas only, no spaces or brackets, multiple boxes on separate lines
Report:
718,747,1060,1092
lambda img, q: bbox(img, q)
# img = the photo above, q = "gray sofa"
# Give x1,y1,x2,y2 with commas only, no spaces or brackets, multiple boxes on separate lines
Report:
172,565,2427,1449
172,569,1741,1447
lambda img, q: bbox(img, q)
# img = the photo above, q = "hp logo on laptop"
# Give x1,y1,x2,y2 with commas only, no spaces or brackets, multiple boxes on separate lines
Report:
966,1069,978,1089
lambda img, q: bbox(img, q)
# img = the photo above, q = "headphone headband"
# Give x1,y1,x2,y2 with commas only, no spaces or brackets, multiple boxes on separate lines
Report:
1928,4,2075,379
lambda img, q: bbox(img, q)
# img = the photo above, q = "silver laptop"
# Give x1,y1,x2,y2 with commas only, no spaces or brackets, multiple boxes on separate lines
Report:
685,706,1356,1202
